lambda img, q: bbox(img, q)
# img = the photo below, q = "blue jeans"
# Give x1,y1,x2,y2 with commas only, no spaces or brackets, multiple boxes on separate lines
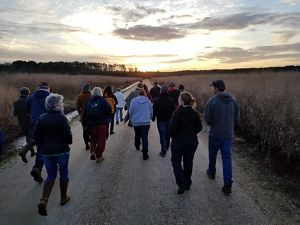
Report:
43,154,70,182
157,121,170,153
115,107,123,123
133,125,150,152
208,136,233,186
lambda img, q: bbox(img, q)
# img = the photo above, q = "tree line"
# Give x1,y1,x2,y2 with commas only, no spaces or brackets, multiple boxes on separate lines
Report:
0,60,299,77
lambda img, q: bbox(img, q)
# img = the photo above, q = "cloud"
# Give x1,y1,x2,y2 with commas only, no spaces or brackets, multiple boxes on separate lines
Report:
113,25,186,41
198,42,300,63
273,30,298,43
280,0,300,5
189,12,300,31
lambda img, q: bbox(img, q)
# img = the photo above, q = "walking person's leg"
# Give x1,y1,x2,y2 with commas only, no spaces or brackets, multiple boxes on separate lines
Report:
220,138,233,193
120,108,123,121
19,125,35,163
115,108,120,124
171,141,185,194
58,154,71,205
183,142,198,190
165,122,171,151
140,125,150,159
96,125,107,162
38,156,57,216
110,113,115,134
133,126,141,151
89,127,97,160
157,122,167,156
31,143,44,183
207,136,220,179
82,122,90,150
23,125,36,156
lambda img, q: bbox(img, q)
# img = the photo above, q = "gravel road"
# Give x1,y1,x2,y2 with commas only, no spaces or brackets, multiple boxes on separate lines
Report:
0,81,273,225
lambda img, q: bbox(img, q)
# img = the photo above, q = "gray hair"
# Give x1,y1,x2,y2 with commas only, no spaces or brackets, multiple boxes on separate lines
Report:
91,87,103,96
45,93,64,111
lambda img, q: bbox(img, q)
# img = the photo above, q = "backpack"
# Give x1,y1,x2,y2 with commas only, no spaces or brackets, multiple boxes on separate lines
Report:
86,99,102,117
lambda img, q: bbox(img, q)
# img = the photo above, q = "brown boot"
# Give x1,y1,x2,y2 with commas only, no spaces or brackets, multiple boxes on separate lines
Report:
60,179,71,206
38,181,55,216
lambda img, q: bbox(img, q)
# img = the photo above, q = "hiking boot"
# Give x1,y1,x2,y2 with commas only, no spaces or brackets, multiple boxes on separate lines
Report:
177,187,185,195
134,144,140,151
60,180,71,206
38,181,55,216
19,152,28,163
85,144,90,151
96,157,104,163
143,152,149,160
31,168,43,183
90,154,96,160
110,131,115,135
206,169,215,180
222,185,232,194
116,121,119,125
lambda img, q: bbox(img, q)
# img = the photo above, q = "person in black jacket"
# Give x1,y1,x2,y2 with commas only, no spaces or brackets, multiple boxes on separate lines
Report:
33,93,72,216
13,87,36,162
169,92,202,195
153,85,176,157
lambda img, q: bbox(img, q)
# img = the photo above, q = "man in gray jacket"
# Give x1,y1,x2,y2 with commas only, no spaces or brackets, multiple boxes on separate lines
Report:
204,80,239,194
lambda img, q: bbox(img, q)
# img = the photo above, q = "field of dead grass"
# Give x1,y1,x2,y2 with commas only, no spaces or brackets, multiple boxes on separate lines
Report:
155,72,300,169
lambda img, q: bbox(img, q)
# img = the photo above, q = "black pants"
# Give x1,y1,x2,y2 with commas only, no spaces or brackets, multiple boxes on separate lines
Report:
81,122,90,145
171,136,198,189
108,113,115,133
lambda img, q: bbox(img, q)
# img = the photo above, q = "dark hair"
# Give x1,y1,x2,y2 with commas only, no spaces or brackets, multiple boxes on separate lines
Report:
103,85,113,95
20,87,30,96
178,84,184,91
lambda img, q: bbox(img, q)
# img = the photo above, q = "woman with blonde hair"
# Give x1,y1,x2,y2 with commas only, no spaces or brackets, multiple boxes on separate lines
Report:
169,92,202,194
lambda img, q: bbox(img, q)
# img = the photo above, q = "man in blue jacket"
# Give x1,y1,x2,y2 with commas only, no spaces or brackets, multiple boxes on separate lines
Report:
204,80,239,194
26,82,50,183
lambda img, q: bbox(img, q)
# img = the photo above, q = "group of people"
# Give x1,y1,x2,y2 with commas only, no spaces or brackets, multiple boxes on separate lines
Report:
5,78,239,216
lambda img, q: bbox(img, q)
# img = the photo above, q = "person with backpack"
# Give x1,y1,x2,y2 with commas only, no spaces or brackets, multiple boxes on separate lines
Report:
114,88,125,124
129,88,153,160
204,80,239,194
169,92,202,195
103,85,118,135
168,82,180,106
153,85,176,157
26,82,50,183
0,128,4,160
76,83,92,150
150,82,161,103
83,87,112,162
34,93,72,216
13,87,36,162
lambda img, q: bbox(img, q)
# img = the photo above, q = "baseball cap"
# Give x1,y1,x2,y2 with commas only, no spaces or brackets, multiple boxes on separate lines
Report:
210,80,225,91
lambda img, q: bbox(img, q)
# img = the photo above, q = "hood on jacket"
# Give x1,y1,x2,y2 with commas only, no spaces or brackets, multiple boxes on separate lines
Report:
34,89,50,99
136,96,149,104
217,92,233,104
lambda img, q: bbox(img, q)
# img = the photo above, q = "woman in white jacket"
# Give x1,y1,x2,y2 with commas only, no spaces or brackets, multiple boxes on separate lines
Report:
114,88,125,124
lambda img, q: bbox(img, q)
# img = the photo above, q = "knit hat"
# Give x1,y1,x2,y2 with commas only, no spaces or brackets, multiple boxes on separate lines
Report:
20,87,30,96
160,85,168,94
38,81,49,90
82,83,90,92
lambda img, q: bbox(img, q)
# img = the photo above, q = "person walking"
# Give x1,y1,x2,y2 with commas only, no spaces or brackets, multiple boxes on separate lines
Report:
150,82,161,103
168,82,180,106
169,92,202,194
13,87,36,162
204,80,239,194
34,94,72,216
114,88,125,124
153,85,176,157
124,82,143,125
83,87,112,162
27,82,50,183
143,84,153,102
76,83,92,150
103,85,118,135
129,88,153,160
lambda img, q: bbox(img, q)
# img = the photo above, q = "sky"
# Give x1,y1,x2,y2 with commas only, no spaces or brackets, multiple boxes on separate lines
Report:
0,0,300,71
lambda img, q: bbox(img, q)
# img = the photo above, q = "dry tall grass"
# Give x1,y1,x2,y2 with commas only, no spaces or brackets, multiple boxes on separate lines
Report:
155,72,300,165
0,73,137,140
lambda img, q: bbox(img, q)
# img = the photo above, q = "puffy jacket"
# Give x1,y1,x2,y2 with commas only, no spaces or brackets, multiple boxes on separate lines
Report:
129,96,153,127
13,96,30,128
33,110,72,156
76,91,92,122
82,96,112,128
169,105,202,139
28,88,50,126
153,93,176,122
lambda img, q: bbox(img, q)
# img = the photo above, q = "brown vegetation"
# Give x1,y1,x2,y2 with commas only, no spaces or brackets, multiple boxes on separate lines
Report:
155,72,300,170
0,73,137,140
